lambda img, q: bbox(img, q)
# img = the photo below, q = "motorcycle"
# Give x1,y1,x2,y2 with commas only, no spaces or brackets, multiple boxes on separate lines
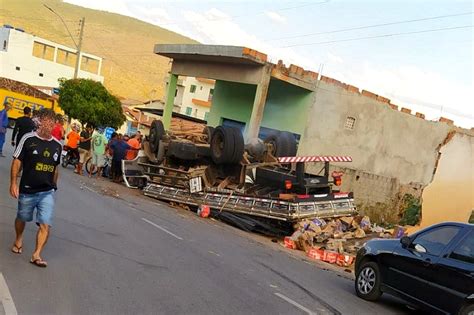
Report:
61,146,79,168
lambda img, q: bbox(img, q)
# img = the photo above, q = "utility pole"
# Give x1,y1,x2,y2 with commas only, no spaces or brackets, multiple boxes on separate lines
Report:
73,17,85,79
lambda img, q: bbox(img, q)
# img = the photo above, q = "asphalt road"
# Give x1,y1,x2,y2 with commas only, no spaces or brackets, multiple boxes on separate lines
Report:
0,130,413,315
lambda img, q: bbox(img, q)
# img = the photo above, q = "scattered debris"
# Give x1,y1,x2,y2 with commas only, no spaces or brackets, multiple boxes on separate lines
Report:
284,215,409,268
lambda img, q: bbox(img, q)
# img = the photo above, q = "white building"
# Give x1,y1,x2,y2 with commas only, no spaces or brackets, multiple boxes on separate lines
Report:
0,25,103,88
166,76,215,121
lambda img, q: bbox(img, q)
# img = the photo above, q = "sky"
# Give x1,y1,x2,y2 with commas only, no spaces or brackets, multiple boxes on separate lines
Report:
63,0,473,128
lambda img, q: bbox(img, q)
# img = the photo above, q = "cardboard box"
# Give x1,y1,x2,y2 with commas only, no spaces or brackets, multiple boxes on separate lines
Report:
336,254,355,267
323,251,339,264
307,247,324,260
284,237,297,249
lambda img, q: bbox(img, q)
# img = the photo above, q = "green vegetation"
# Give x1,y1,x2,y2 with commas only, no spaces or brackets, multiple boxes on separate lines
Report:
59,78,125,129
399,194,422,226
1,0,198,101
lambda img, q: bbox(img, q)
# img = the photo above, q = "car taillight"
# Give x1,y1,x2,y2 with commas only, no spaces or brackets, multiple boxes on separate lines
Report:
285,180,292,190
331,171,344,186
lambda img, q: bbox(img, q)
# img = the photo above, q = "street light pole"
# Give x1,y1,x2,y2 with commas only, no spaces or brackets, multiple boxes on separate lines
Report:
73,17,85,79
43,4,84,79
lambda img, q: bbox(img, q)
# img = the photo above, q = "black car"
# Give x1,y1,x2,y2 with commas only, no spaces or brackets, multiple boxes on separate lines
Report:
354,222,473,315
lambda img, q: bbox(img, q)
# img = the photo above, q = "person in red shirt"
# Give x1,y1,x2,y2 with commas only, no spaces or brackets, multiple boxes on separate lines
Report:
51,114,64,142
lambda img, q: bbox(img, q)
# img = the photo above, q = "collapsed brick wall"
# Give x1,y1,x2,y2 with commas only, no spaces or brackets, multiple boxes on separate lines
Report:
299,74,467,225
317,163,423,224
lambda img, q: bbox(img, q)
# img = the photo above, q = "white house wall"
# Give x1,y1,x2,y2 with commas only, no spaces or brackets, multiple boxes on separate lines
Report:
0,27,103,88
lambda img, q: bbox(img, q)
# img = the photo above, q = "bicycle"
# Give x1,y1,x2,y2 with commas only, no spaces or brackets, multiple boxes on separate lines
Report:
85,155,112,177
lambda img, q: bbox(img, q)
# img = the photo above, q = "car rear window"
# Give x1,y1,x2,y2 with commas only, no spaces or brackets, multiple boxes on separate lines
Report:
414,226,461,256
450,230,474,264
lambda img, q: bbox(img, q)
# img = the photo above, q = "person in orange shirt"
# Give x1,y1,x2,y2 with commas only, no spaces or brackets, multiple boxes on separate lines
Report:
125,133,141,160
66,124,81,172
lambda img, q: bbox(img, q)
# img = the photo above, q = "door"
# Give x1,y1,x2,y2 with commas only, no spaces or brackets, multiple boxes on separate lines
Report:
384,225,462,306
428,229,474,314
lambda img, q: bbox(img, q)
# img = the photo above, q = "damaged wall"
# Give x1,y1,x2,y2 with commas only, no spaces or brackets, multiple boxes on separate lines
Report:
420,131,474,226
298,79,456,223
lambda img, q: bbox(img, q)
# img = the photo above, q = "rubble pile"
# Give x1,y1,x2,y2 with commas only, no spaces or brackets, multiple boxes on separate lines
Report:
283,215,407,268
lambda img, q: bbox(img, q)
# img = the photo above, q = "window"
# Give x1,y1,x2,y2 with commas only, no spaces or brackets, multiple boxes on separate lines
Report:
450,231,474,264
345,116,356,130
200,86,203,90
174,89,178,97
15,66,20,71
185,107,192,115
2,40,6,50
39,73,44,77
209,88,214,101
56,49,77,67
80,56,99,74
190,85,196,93
414,226,461,256
32,41,54,61
204,112,209,121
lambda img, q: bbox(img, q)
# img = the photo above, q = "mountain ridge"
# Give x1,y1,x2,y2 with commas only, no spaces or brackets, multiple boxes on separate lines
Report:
1,0,199,101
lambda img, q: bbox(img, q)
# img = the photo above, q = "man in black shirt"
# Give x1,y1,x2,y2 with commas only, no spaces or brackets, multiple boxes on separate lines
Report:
77,124,92,175
10,108,62,268
11,107,35,148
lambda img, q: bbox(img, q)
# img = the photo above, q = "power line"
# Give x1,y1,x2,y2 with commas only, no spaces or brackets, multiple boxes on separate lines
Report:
281,25,473,47
266,11,473,41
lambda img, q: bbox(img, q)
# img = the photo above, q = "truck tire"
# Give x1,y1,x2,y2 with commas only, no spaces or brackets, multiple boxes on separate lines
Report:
230,127,244,164
264,131,297,157
203,126,214,144
279,131,297,157
211,126,235,164
149,120,165,153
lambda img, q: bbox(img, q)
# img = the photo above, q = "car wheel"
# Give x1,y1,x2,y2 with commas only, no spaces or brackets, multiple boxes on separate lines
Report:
459,304,474,315
355,261,382,301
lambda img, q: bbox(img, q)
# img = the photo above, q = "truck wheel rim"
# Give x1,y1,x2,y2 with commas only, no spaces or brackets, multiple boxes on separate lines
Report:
357,267,376,294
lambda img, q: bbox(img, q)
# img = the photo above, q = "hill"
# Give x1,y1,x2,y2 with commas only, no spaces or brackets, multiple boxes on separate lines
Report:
0,0,198,101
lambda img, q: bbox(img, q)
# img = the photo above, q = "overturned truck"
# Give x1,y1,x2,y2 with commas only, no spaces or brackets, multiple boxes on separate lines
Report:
123,120,356,230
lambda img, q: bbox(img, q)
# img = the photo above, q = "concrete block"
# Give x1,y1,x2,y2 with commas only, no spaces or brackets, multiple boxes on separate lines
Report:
303,70,318,80
439,117,454,125
401,107,411,114
345,84,360,94
362,90,378,99
376,95,390,103
415,112,425,119
289,64,299,74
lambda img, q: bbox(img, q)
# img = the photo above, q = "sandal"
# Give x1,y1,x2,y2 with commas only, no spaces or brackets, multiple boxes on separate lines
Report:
11,244,22,254
30,258,48,268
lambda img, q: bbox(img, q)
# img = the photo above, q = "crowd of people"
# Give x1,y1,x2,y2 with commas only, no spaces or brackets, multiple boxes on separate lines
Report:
4,106,143,183
63,122,142,183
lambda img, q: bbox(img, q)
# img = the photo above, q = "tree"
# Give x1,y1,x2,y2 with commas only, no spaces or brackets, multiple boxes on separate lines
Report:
58,78,126,129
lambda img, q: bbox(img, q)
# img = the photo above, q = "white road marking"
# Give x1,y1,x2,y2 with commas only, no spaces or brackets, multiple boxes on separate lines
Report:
142,218,183,240
274,292,315,315
0,273,18,315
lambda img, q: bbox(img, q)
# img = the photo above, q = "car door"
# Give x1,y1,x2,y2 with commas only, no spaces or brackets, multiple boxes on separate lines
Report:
384,225,462,306
426,228,474,314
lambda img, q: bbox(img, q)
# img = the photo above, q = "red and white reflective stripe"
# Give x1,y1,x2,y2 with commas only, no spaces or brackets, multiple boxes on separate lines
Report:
278,156,352,163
